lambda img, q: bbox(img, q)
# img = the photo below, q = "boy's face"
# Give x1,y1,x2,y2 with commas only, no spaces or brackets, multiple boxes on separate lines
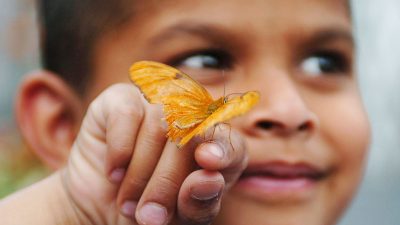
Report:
83,0,369,224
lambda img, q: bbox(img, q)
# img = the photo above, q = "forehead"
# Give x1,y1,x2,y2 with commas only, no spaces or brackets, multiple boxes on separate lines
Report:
120,0,352,50
132,0,350,26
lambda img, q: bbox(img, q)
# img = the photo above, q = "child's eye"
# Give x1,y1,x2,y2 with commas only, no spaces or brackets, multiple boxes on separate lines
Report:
180,54,219,69
300,52,349,76
172,49,233,70
169,49,233,85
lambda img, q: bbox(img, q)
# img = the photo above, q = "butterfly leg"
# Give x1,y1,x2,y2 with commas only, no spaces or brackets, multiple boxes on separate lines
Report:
219,122,234,151
204,123,218,142
201,124,218,143
211,123,218,140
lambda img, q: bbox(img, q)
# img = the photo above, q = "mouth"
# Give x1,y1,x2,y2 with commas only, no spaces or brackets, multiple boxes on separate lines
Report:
236,161,329,202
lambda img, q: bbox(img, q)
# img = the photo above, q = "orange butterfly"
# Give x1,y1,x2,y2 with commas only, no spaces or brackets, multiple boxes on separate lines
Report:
129,61,260,147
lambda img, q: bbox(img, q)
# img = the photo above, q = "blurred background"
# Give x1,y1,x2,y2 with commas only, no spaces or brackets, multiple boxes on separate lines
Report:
0,0,399,224
0,0,46,198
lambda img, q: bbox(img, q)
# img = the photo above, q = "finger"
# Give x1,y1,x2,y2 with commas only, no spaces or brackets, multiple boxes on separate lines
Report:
101,84,145,183
195,124,248,189
135,141,198,225
177,170,224,225
69,84,146,225
117,104,168,217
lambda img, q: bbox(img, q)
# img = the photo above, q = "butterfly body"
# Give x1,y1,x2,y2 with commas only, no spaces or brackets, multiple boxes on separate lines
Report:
129,61,259,147
207,97,226,115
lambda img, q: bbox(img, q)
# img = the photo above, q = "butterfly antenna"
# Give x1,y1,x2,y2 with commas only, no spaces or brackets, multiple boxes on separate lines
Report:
226,92,245,99
222,70,226,97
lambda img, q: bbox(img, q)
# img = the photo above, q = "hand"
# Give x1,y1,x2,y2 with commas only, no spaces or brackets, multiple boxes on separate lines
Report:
63,83,248,225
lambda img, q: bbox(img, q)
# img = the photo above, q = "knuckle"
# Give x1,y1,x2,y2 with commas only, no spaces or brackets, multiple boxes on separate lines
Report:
103,84,130,103
90,83,145,122
126,175,149,191
108,137,133,154
156,173,181,193
115,102,144,121
105,84,145,118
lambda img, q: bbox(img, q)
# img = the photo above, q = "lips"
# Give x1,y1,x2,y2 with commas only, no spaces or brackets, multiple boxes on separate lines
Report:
236,161,329,201
240,162,326,180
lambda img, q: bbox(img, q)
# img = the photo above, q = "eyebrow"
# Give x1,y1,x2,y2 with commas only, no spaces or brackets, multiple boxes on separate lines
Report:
307,27,354,47
150,22,355,50
149,22,232,46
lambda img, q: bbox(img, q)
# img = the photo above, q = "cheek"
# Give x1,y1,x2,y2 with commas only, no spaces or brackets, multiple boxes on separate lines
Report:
318,93,371,215
320,94,370,171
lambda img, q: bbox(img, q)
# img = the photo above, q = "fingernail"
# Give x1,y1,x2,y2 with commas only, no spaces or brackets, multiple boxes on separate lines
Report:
204,143,224,159
137,202,168,225
110,168,125,183
121,201,137,218
190,181,223,201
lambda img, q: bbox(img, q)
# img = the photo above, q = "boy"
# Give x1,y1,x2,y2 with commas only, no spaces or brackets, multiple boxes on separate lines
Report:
0,0,370,225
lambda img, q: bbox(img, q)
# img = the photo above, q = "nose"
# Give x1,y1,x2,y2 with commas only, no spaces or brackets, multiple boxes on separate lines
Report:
242,77,318,138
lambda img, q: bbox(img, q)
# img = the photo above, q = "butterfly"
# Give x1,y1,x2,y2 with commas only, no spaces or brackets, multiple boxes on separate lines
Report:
129,61,260,148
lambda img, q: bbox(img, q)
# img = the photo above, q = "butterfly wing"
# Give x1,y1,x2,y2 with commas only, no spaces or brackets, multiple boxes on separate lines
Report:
178,91,260,147
129,61,215,140
129,61,213,104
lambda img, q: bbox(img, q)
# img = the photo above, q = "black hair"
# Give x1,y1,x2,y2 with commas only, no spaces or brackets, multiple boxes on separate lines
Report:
37,0,132,94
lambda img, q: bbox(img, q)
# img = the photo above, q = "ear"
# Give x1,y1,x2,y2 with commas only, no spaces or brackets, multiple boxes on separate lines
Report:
15,70,84,169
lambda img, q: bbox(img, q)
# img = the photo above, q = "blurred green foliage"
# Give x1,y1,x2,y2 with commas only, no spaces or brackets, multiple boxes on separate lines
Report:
0,134,49,198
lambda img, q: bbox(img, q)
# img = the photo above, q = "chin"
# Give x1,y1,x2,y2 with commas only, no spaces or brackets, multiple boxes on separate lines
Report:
213,185,348,225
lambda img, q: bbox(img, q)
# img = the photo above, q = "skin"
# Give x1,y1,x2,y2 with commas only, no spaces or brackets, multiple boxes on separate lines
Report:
0,0,370,225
